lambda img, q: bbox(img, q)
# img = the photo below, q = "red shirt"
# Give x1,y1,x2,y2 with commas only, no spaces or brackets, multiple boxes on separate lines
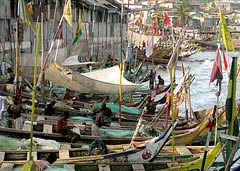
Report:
56,117,67,133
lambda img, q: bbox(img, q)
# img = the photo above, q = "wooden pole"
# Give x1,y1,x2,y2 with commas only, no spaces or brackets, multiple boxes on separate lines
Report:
15,21,20,97
41,12,45,102
170,68,175,165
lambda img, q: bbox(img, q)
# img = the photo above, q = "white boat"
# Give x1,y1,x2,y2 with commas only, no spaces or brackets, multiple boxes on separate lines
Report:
45,61,140,94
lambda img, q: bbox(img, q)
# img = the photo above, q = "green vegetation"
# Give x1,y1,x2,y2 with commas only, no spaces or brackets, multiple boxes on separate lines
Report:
174,0,192,28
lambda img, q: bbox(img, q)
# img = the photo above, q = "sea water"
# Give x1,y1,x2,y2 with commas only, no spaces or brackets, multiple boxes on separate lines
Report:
156,50,240,114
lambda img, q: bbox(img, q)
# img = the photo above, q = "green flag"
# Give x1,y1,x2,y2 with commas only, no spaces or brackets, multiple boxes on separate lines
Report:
72,12,82,45
225,57,239,160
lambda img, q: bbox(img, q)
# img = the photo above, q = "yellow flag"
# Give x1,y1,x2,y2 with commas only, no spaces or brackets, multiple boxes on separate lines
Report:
63,0,72,27
28,4,33,16
220,9,234,51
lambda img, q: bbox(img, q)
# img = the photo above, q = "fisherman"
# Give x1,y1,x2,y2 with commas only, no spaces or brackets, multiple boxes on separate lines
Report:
36,153,57,171
44,100,56,116
145,96,156,115
56,111,81,143
156,75,165,88
142,40,146,50
6,67,15,84
92,103,112,136
7,96,23,129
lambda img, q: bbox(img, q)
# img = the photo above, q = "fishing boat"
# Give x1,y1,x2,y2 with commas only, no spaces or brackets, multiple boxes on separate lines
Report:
0,124,224,171
45,61,140,94
0,122,177,166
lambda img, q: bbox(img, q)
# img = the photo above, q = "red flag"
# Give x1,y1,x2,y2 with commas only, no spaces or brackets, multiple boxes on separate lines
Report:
210,48,223,97
222,51,228,71
153,21,157,35
164,12,171,25
139,17,142,27
210,48,223,84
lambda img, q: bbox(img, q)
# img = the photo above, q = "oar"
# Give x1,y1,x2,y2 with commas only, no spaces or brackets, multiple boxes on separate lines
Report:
201,105,217,171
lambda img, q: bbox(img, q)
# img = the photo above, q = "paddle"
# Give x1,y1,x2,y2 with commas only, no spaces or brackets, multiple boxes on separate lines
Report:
200,105,217,171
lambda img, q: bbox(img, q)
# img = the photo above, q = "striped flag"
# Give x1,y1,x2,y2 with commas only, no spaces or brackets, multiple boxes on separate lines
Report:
63,0,72,27
72,12,82,45
219,9,234,51
225,57,239,160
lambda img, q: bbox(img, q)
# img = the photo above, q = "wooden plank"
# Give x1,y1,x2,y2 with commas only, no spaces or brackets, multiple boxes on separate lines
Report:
0,152,5,161
176,147,192,155
59,149,70,159
59,144,71,159
22,121,31,131
27,151,37,161
98,164,111,171
219,133,239,142
64,164,75,170
36,116,45,121
0,163,14,171
43,124,53,133
72,127,80,135
132,164,145,171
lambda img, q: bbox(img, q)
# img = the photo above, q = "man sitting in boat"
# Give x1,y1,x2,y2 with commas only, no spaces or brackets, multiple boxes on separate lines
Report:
7,96,23,129
6,67,15,84
44,100,56,116
145,96,156,115
92,103,112,136
156,75,164,88
56,111,80,143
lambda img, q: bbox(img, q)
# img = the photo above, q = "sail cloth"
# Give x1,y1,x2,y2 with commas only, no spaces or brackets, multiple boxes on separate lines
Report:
72,65,140,94
45,61,91,93
61,55,98,69
45,61,140,94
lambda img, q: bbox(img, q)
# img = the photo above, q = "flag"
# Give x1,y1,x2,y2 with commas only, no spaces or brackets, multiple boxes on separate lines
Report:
210,48,223,97
210,48,223,84
164,12,171,25
19,0,37,35
222,51,228,71
145,37,153,58
225,57,239,160
72,12,82,45
63,0,72,27
167,39,181,70
28,2,33,16
219,9,234,51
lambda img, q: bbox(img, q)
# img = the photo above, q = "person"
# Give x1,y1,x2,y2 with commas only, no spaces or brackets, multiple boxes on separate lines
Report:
145,96,156,115
142,40,146,50
92,103,112,136
6,67,15,84
157,75,165,88
44,100,56,116
56,111,80,143
36,153,57,171
88,139,108,156
63,89,76,101
7,96,23,129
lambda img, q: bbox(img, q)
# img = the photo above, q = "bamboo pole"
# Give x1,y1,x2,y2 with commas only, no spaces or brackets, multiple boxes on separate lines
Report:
41,12,45,102
29,23,41,159
169,68,175,165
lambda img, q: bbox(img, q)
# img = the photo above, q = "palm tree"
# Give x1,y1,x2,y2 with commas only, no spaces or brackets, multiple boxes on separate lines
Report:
174,0,192,28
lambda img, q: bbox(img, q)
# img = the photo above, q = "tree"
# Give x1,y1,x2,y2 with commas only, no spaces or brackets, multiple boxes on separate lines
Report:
174,0,192,28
